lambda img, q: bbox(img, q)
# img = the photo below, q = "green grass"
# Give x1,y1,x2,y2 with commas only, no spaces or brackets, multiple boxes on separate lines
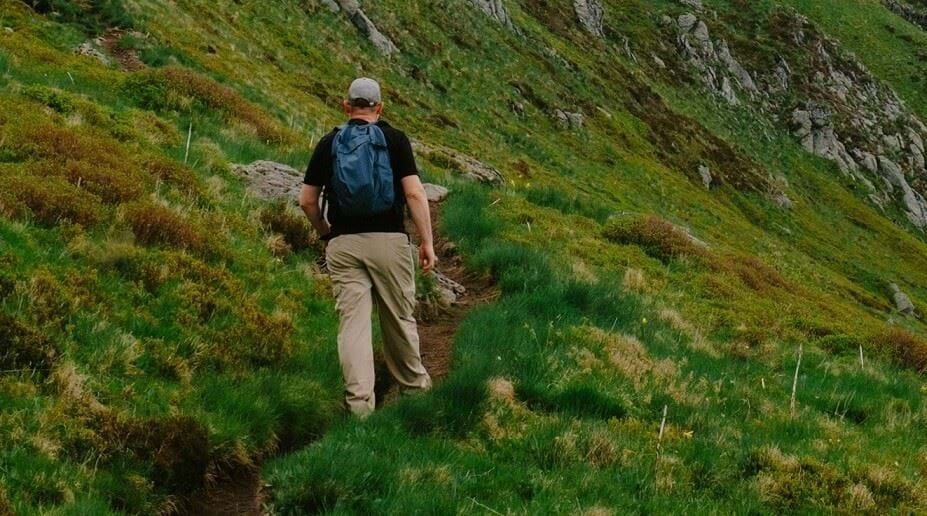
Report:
1,0,927,512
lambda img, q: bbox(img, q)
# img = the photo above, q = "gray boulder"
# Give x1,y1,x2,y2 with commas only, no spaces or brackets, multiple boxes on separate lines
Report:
411,141,505,186
327,0,398,56
470,0,513,28
74,40,110,65
554,109,585,129
232,160,303,202
698,165,713,189
423,183,449,203
574,0,605,38
891,283,916,315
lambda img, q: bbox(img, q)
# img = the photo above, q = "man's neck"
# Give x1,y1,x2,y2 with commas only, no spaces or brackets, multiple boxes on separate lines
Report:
351,114,380,123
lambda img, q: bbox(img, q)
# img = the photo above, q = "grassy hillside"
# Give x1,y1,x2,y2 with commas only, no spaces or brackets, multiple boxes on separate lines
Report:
1,0,926,513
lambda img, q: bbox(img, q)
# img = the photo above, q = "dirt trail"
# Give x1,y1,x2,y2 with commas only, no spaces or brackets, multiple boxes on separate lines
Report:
191,198,494,514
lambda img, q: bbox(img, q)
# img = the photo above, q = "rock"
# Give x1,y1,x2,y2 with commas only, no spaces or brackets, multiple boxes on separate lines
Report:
336,0,398,56
422,183,449,203
680,0,704,9
771,192,793,210
411,140,505,186
879,156,927,227
717,41,757,92
652,54,666,69
74,41,110,65
433,269,466,306
554,109,585,129
320,0,340,12
890,283,916,315
573,0,605,38
698,165,713,189
470,0,513,28
677,13,698,31
884,0,927,32
3,27,13,34
232,160,303,202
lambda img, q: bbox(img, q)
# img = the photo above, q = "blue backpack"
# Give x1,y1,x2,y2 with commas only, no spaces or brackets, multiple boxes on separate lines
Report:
327,122,395,217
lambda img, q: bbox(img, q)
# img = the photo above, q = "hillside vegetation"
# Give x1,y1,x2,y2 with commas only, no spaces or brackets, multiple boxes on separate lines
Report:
1,0,927,513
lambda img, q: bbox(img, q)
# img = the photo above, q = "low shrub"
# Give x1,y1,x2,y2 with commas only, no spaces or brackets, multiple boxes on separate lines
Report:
872,328,927,374
712,253,790,293
122,201,205,252
0,173,104,226
122,67,295,143
259,202,315,253
58,159,146,203
0,313,58,373
22,84,75,114
603,214,709,263
142,155,200,195
219,305,295,366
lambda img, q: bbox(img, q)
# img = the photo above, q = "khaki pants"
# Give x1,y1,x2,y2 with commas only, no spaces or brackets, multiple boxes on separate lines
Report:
325,233,432,417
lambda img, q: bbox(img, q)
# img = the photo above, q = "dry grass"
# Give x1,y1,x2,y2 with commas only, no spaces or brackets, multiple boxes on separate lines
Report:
122,201,206,252
259,202,317,254
0,173,104,226
872,328,927,374
122,67,297,143
622,267,646,292
603,215,708,263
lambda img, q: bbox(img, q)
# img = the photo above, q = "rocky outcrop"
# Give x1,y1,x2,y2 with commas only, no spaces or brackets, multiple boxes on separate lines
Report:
232,161,303,202
554,109,585,129
665,3,927,230
423,183,449,203
470,0,514,29
672,13,757,105
324,0,398,56
574,0,605,38
884,0,927,31
74,39,110,65
891,283,916,315
698,165,713,189
411,141,505,185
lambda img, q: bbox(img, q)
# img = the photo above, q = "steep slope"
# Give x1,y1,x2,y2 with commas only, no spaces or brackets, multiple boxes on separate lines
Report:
1,0,926,513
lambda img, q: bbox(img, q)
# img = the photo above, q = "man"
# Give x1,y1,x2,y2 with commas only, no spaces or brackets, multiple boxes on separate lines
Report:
299,77,435,417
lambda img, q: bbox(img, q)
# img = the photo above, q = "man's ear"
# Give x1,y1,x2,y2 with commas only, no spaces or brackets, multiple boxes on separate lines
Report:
341,100,352,114
375,103,384,116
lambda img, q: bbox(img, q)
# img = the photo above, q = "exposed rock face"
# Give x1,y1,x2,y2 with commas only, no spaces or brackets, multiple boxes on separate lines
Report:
411,140,505,185
884,0,927,31
74,40,110,65
666,3,927,230
422,183,449,203
698,165,713,189
554,109,585,129
573,0,605,38
432,269,466,306
470,0,513,28
232,161,302,202
326,0,398,56
891,283,916,315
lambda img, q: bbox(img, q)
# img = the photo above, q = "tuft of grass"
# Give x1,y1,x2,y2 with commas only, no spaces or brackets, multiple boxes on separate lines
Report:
873,328,927,374
0,172,104,226
259,202,316,254
121,200,209,253
603,214,709,263
121,67,297,143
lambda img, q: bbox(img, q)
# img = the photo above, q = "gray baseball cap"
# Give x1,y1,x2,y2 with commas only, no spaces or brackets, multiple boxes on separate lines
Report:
348,77,382,107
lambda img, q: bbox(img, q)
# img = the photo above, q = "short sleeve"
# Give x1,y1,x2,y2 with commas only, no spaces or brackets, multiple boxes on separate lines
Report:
389,131,419,178
304,132,335,186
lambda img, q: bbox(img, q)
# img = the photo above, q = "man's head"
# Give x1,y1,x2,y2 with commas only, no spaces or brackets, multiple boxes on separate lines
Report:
343,77,383,120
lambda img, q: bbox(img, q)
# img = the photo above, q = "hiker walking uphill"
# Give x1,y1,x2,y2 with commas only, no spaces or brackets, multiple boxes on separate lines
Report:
299,78,436,417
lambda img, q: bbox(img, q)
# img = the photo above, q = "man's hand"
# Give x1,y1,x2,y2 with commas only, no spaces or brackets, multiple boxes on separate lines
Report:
419,242,437,273
299,184,331,237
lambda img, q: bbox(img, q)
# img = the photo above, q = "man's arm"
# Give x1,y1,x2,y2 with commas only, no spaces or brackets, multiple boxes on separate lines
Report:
299,184,330,237
401,175,437,273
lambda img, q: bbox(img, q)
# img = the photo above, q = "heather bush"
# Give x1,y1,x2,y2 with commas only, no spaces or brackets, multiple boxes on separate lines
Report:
142,155,201,195
603,214,709,263
122,200,206,252
121,67,296,143
0,172,104,226
259,202,316,253
873,328,927,373
0,313,58,373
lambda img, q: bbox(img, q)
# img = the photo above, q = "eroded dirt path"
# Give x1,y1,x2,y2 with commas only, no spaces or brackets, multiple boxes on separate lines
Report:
192,198,495,515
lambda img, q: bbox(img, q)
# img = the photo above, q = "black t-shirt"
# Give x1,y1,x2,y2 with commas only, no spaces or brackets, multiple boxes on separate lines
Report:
304,119,418,238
